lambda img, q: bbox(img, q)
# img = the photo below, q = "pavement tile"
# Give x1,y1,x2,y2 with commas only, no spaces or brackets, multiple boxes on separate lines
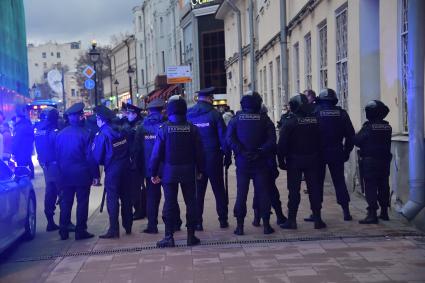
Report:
44,272,76,283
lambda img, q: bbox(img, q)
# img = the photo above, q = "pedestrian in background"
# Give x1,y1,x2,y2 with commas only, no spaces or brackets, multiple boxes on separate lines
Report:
354,100,392,224
150,96,204,248
1,122,12,161
12,105,35,178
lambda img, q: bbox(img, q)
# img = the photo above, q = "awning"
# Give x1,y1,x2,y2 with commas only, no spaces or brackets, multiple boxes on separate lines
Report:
146,84,180,103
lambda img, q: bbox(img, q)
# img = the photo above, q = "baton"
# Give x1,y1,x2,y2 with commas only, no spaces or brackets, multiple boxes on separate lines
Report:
225,166,229,205
99,187,106,213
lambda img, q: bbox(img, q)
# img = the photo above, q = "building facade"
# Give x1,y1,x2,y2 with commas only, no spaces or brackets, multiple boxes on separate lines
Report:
133,0,183,101
0,0,29,116
27,41,83,108
218,0,425,229
108,35,138,108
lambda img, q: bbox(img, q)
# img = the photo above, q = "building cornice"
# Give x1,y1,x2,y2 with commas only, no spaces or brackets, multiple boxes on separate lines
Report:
286,0,322,35
255,32,280,61
224,44,251,69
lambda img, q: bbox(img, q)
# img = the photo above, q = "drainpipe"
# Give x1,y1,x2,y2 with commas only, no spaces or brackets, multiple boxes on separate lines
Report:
280,0,289,105
401,0,425,220
249,0,255,91
143,5,149,94
226,0,243,99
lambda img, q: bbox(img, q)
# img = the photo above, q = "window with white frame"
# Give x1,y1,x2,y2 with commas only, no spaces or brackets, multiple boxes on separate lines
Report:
293,42,300,93
304,33,312,90
318,23,328,90
336,7,348,110
400,0,408,132
263,66,268,105
269,61,274,109
276,56,281,105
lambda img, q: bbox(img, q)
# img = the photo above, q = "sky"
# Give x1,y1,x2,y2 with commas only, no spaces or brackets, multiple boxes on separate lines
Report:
24,0,140,47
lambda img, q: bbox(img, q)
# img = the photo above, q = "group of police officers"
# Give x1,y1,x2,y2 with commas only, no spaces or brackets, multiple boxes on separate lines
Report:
33,86,392,248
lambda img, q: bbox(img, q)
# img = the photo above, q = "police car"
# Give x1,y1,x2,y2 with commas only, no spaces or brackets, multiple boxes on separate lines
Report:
0,161,36,254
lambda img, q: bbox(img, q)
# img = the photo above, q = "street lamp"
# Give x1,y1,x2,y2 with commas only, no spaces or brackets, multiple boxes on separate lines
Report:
127,66,135,104
89,40,100,106
114,79,119,108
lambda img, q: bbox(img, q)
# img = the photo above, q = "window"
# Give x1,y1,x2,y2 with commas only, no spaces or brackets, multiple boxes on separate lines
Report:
336,8,348,110
43,62,47,68
276,56,282,105
56,52,61,58
71,89,76,97
319,22,328,89
140,43,144,59
51,52,54,56
304,33,312,90
293,42,300,93
70,42,80,49
162,51,165,73
160,17,164,36
138,15,142,32
43,72,48,79
400,0,408,132
269,61,274,109
34,63,38,67
141,69,145,85
42,52,46,58
263,66,267,105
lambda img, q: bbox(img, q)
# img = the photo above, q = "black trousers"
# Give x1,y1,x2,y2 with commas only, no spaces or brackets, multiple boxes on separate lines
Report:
318,161,350,206
59,185,90,233
105,166,133,233
146,177,162,227
234,168,271,221
252,180,283,215
287,166,322,216
196,171,228,225
162,182,197,235
129,169,146,216
364,176,390,211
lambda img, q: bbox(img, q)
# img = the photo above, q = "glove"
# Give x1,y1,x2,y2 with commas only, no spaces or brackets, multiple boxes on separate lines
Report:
224,153,232,169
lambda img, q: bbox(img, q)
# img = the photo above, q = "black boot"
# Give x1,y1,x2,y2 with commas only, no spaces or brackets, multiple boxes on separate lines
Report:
173,219,183,232
280,212,297,229
303,214,315,222
67,222,76,232
59,229,69,240
342,205,353,221
157,234,175,248
219,219,229,228
75,230,94,240
379,207,390,221
187,229,200,246
195,223,204,231
252,209,260,227
275,208,287,225
359,209,378,224
99,230,119,239
263,218,275,234
234,219,244,235
143,225,159,234
46,216,60,232
313,211,327,229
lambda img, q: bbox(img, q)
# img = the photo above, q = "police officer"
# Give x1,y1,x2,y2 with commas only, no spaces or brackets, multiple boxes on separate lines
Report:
55,103,95,240
122,103,146,220
252,102,287,227
226,94,276,235
34,107,61,231
187,87,230,230
278,94,326,230
150,96,203,248
354,100,392,224
12,104,35,178
141,98,166,233
92,105,133,238
312,88,355,221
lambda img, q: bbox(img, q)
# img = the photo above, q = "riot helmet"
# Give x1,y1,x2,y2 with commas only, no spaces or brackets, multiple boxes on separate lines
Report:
288,94,308,114
365,100,390,121
318,88,338,105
